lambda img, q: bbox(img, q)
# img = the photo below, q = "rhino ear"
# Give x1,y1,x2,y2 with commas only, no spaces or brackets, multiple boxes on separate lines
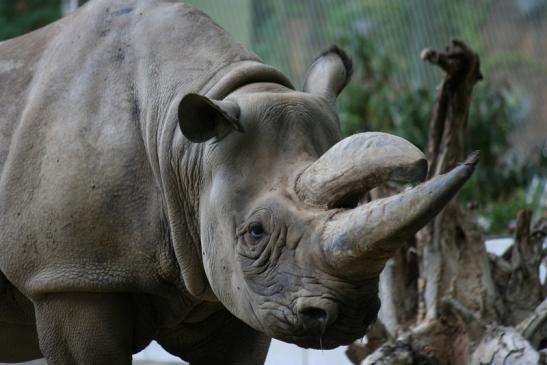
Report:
178,93,242,143
303,46,353,104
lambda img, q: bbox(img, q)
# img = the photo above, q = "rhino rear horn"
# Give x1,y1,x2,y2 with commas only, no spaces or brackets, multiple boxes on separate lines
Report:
178,93,242,143
303,46,353,104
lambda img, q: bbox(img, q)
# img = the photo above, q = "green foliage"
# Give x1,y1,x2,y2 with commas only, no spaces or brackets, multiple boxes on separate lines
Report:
480,188,529,235
0,0,61,42
337,36,432,149
461,84,540,204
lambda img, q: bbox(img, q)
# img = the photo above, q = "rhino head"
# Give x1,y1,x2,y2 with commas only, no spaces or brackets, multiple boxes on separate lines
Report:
176,48,476,349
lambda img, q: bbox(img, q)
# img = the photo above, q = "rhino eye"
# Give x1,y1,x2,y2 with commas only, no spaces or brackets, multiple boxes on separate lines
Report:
249,222,265,239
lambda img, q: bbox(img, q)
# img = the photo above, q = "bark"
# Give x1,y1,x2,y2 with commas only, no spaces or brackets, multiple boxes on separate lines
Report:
348,40,547,365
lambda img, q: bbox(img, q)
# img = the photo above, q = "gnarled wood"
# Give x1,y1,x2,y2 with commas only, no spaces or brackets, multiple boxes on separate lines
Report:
352,40,547,365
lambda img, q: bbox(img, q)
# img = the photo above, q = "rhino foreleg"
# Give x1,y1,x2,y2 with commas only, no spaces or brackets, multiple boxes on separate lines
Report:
34,292,134,365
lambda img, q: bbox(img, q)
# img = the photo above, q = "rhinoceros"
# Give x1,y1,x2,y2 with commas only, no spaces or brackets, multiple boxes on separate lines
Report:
0,0,477,364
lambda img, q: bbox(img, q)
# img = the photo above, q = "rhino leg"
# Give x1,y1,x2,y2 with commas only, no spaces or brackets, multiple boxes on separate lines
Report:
34,292,134,365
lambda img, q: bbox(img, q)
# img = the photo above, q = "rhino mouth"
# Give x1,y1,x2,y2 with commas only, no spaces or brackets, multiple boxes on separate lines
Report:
299,307,379,349
269,300,379,349
257,278,381,349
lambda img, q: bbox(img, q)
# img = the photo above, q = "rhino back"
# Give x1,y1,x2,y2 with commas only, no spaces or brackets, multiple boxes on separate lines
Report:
0,0,259,297
0,20,61,177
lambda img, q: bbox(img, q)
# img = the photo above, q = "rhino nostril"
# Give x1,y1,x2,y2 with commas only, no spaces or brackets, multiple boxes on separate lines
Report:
300,307,328,333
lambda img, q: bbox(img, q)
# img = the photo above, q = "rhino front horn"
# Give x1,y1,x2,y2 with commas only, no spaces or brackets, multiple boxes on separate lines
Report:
320,152,479,277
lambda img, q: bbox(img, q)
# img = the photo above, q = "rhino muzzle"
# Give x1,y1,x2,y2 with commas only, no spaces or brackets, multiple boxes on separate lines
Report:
296,133,478,277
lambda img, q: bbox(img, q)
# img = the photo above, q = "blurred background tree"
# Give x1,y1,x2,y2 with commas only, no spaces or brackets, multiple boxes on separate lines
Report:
0,0,60,41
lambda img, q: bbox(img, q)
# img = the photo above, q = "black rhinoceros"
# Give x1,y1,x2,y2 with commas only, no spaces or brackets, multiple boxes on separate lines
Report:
0,0,476,364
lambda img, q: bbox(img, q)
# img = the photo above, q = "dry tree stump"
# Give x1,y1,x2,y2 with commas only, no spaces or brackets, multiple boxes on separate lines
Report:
347,40,547,365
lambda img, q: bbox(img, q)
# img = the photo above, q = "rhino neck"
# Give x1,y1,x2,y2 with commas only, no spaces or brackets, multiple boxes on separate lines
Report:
156,129,210,300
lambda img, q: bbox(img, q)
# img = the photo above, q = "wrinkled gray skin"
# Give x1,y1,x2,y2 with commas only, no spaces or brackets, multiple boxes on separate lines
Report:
0,0,476,364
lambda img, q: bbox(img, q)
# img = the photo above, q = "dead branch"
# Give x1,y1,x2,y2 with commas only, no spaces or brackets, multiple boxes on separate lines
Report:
346,321,391,365
421,39,483,176
500,210,544,325
417,39,500,326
